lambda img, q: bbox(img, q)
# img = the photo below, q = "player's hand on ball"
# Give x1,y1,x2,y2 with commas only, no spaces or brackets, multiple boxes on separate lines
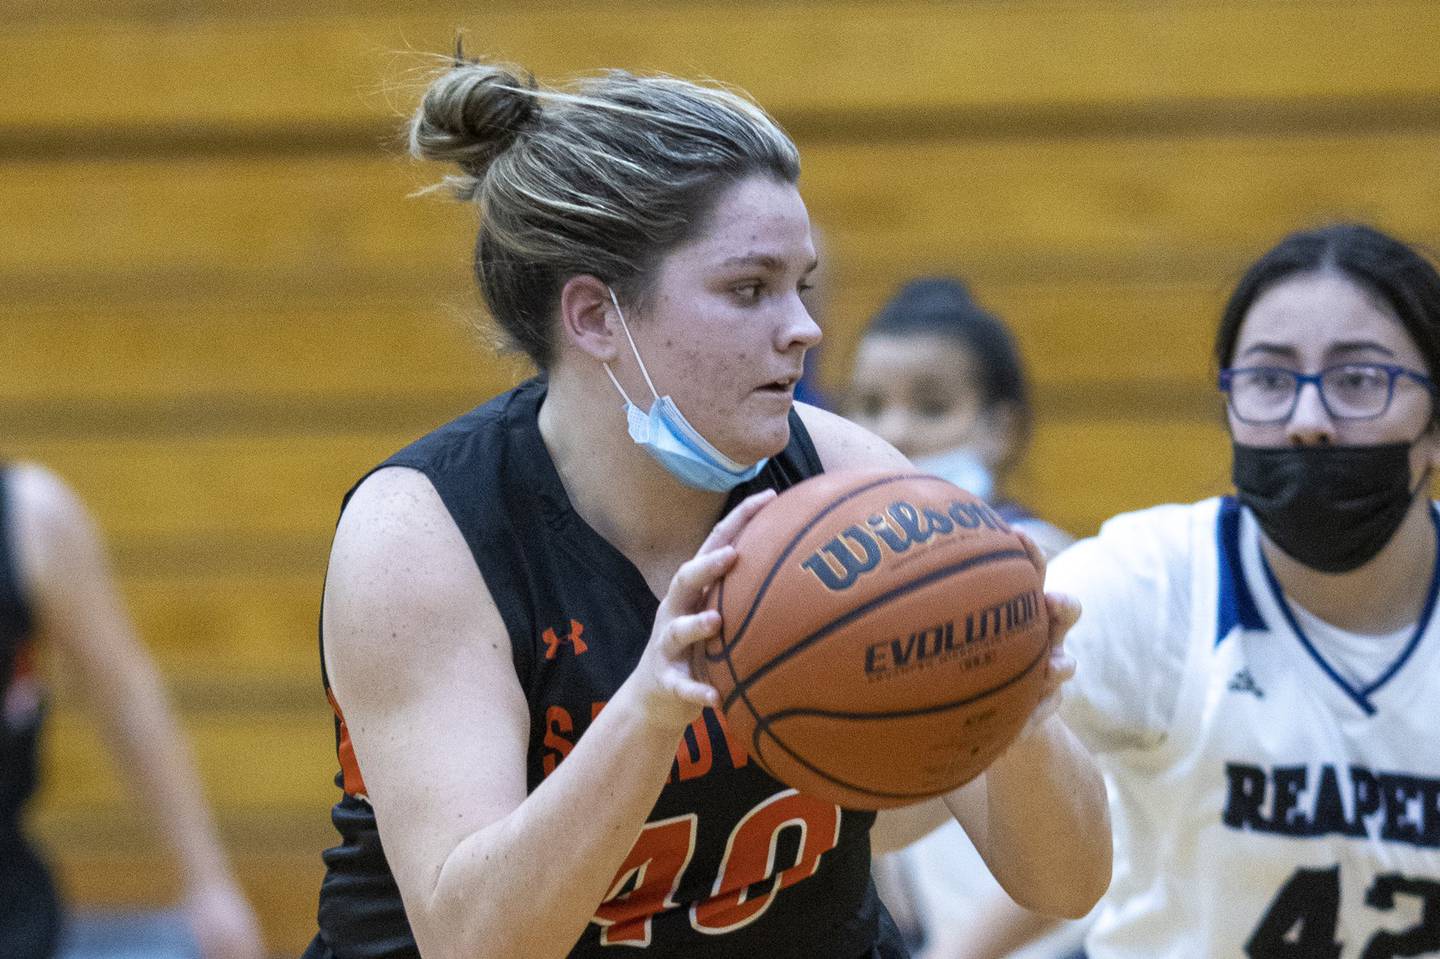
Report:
1017,590,1080,741
637,489,777,730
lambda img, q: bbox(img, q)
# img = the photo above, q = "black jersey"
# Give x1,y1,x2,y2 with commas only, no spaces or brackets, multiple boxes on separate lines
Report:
0,468,62,959
306,379,905,959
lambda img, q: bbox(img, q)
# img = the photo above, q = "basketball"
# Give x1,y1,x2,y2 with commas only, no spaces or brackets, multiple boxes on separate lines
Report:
701,469,1050,809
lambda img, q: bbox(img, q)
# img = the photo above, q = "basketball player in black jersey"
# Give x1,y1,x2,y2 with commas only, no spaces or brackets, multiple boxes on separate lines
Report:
305,55,1110,959
0,464,263,959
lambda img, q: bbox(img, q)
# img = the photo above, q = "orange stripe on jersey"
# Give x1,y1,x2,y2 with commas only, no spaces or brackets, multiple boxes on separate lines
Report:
326,688,368,798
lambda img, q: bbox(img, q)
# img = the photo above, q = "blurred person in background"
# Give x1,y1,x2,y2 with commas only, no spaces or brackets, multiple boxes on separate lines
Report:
1,463,264,959
1040,222,1440,956
846,277,1072,559
845,277,1090,959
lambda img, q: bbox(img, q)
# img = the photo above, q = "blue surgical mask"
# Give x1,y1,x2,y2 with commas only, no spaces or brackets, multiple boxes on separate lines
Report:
602,288,768,492
912,446,994,501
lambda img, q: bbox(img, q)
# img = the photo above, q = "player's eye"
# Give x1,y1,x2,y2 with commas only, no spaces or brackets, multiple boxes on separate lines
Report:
1249,369,1295,393
914,395,954,418
1331,366,1385,391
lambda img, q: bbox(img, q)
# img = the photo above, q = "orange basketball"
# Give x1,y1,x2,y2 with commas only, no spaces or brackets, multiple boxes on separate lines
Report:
701,469,1050,810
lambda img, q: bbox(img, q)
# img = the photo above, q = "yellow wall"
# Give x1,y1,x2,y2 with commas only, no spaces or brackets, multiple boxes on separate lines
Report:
6,2,1440,952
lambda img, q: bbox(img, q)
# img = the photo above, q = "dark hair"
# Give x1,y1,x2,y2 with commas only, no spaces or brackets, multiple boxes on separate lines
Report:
410,55,800,369
1215,224,1440,387
865,277,1031,416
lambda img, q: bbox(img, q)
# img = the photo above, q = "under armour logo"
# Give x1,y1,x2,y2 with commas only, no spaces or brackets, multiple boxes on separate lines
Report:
543,619,588,660
1228,667,1265,699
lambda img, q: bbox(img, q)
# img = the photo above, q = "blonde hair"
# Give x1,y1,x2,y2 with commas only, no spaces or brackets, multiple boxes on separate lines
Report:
410,52,801,368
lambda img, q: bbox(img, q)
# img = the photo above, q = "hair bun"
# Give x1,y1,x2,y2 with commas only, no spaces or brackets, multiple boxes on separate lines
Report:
410,56,539,193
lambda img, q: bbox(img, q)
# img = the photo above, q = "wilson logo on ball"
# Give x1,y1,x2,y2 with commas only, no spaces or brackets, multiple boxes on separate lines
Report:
703,470,1048,809
799,498,1009,592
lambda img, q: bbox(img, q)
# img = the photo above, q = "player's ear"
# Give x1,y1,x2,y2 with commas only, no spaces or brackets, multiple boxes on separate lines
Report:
1418,416,1440,478
559,274,622,363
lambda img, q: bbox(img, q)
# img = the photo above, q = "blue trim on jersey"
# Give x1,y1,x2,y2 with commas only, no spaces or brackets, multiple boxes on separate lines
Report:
1259,558,1376,715
1363,504,1440,695
1215,496,1266,645
1256,503,1440,717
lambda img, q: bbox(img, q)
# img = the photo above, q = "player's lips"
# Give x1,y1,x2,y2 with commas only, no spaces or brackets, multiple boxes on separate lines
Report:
755,373,802,395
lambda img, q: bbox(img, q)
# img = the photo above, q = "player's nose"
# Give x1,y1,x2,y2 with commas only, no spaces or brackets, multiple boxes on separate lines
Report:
777,294,822,352
1286,380,1336,447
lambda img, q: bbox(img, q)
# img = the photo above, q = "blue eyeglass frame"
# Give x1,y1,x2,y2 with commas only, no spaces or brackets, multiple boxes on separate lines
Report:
1217,362,1440,424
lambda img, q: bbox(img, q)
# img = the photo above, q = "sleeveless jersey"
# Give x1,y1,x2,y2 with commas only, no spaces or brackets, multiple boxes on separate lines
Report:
0,467,62,959
1054,496,1440,959
306,379,903,959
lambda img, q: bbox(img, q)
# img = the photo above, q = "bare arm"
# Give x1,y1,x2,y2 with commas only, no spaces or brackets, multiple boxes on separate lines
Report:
324,467,774,959
921,894,1069,959
799,405,1112,918
11,464,264,959
939,590,1110,918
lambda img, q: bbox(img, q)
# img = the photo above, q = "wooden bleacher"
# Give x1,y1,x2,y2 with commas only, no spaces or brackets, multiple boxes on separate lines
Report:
5,1,1440,953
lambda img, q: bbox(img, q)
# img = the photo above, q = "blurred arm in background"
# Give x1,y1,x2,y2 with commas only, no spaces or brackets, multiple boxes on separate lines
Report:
12,463,265,959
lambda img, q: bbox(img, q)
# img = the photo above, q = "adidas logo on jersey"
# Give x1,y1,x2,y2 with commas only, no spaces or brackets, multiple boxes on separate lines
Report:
1228,667,1265,698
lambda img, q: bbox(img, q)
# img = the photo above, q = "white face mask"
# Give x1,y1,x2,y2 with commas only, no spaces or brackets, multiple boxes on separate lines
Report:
911,446,994,501
601,288,768,492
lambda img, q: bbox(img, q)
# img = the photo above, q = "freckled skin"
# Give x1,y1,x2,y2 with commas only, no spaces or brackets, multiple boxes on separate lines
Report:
616,177,821,464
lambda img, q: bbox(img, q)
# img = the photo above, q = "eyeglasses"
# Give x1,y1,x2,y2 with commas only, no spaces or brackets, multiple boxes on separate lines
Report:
1218,363,1438,424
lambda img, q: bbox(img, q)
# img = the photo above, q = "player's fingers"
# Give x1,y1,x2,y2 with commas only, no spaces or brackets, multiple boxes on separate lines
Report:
699,488,776,553
663,546,737,614
1047,648,1076,685
1045,591,1081,647
659,609,722,660
667,671,720,710
1016,528,1047,576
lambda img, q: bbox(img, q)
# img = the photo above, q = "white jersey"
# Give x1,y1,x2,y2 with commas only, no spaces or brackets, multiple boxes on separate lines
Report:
1053,497,1440,959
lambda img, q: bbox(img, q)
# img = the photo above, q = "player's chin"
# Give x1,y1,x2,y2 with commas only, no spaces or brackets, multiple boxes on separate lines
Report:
740,413,793,461
741,392,794,449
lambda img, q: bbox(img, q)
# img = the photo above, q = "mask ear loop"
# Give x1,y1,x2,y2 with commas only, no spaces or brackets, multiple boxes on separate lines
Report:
602,287,661,407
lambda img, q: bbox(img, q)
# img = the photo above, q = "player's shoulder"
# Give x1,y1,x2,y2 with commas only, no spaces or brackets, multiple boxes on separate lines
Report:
325,466,502,671
381,383,531,477
1,463,125,621
1050,497,1223,592
4,462,104,566
328,465,496,635
1089,497,1222,552
6,462,86,530
335,467,459,573
339,384,540,542
1082,492,1221,552
794,402,910,472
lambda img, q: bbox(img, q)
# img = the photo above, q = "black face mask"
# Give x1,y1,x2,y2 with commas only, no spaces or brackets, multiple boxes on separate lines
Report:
1232,442,1424,574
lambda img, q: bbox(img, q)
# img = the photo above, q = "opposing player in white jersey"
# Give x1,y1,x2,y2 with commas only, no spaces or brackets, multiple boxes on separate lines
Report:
1050,222,1440,958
